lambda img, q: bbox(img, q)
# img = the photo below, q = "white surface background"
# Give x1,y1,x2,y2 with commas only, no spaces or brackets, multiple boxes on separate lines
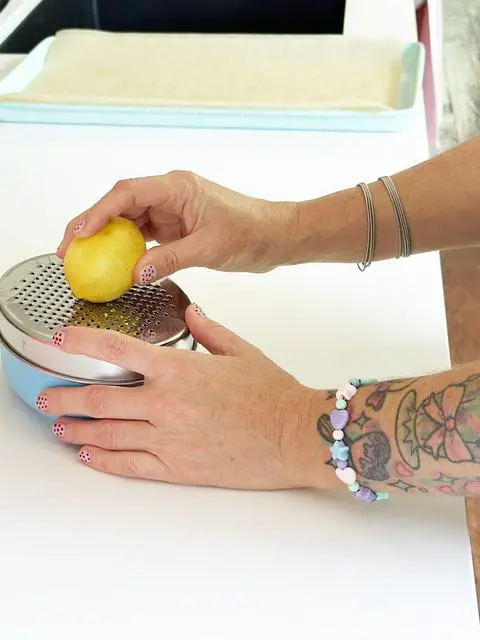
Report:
0,1,478,639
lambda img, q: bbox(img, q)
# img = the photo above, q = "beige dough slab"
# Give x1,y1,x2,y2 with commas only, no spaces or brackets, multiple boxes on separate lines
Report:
0,29,404,110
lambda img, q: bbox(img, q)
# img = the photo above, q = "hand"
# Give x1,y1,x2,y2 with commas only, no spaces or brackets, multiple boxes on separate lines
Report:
38,306,328,490
57,172,297,284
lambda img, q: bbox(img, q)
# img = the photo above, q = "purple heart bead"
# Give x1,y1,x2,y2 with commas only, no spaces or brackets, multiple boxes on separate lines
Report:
330,409,349,430
354,486,377,502
336,460,348,470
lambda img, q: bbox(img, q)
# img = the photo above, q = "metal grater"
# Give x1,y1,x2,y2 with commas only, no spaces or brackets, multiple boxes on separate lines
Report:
0,254,195,384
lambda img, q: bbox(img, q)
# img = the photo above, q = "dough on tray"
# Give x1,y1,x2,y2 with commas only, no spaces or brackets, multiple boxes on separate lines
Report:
0,29,403,110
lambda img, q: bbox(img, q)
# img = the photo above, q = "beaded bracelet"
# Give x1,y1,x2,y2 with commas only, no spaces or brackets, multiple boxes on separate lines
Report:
329,377,389,503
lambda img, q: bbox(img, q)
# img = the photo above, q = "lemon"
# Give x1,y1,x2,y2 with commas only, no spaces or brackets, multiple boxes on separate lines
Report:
64,218,146,303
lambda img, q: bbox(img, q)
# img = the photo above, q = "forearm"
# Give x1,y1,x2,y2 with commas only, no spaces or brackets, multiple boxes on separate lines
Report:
311,362,480,497
285,136,480,264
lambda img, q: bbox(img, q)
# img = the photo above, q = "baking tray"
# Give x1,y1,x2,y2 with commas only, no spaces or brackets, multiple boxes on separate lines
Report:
0,35,425,132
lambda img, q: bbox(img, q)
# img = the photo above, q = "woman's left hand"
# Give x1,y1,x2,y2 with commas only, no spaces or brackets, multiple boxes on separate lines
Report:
37,306,327,490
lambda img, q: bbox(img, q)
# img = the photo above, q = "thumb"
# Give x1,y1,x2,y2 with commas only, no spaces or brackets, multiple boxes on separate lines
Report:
134,237,201,284
185,304,255,357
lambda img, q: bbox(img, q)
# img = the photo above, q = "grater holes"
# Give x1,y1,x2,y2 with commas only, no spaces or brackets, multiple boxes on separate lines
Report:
3,256,185,342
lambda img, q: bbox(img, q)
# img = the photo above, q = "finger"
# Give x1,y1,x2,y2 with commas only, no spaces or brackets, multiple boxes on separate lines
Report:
38,385,148,419
132,210,151,231
52,327,161,377
77,446,175,482
185,303,258,357
69,172,192,239
134,235,205,282
57,170,198,258
56,204,146,259
71,183,143,238
52,418,156,451
56,214,86,258
138,224,154,243
143,219,182,244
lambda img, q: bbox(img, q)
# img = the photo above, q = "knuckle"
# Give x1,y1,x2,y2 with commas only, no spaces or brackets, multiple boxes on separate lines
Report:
102,331,129,362
158,352,182,377
99,420,117,448
112,179,136,207
166,170,205,221
148,348,163,373
113,178,132,192
168,169,198,185
125,454,142,476
84,385,108,417
161,246,180,275
67,217,80,233
168,170,202,196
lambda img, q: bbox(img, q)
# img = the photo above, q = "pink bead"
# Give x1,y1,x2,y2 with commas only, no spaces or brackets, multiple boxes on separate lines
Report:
342,384,357,400
333,429,344,441
335,390,344,400
335,467,357,485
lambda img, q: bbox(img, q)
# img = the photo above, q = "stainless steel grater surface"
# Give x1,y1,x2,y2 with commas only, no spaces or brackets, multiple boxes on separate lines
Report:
0,254,195,383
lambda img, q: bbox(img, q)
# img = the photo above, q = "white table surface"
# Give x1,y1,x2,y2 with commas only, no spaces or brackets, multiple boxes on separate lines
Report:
0,2,478,639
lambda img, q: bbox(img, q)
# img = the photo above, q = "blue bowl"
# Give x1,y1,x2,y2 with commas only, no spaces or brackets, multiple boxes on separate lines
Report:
1,344,82,416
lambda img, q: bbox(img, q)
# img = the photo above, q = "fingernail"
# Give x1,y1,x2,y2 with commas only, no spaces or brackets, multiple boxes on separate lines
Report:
73,219,85,234
36,394,48,412
52,331,65,348
78,450,92,464
193,303,206,317
140,264,157,285
52,422,65,438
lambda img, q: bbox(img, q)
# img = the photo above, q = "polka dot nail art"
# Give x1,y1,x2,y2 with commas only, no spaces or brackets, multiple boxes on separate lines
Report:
52,422,65,438
73,219,85,234
36,394,48,412
52,332,64,348
193,303,206,317
140,264,157,285
78,450,92,464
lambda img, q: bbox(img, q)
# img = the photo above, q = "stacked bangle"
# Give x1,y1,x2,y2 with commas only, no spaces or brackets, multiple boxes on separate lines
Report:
379,175,412,259
329,377,389,503
356,182,376,272
357,176,412,270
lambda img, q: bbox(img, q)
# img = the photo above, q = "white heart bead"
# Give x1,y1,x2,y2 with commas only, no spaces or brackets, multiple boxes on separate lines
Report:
342,384,357,400
333,430,344,441
335,467,357,485
335,390,344,400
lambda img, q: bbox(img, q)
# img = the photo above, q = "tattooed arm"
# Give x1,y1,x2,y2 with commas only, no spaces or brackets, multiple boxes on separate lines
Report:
310,362,480,497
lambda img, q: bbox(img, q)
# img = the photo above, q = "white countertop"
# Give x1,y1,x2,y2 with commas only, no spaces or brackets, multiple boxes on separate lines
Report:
0,2,477,639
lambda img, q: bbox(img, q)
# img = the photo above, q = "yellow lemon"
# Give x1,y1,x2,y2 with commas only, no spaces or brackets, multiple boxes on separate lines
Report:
64,218,146,303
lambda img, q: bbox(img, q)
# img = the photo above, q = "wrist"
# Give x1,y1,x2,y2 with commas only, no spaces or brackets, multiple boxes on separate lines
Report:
256,194,357,270
256,200,300,270
279,183,399,267
292,190,365,265
282,386,337,490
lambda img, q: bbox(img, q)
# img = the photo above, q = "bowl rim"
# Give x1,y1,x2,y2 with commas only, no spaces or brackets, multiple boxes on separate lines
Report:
0,330,142,386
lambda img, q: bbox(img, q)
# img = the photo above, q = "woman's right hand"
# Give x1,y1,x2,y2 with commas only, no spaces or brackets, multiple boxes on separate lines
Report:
57,171,297,284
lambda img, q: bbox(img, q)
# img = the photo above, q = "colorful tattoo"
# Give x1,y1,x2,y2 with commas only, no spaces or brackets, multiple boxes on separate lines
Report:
396,376,480,466
317,373,480,497
366,378,417,411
